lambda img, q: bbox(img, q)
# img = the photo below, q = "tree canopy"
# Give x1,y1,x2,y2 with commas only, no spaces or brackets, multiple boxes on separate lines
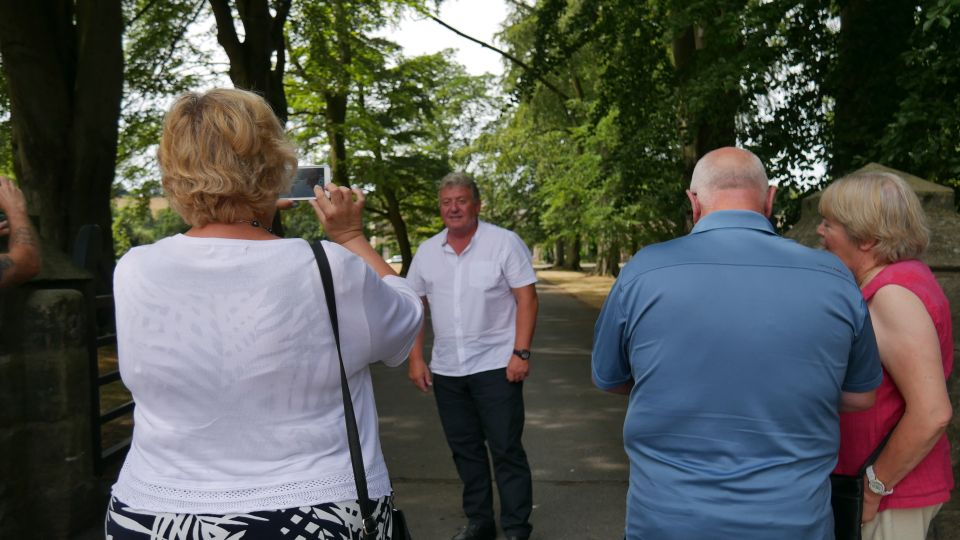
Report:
0,0,957,280
477,0,960,273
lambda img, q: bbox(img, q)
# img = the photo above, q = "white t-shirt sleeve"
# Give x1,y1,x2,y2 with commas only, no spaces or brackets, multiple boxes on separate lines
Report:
370,275,423,366
325,242,423,367
112,248,141,362
502,231,537,288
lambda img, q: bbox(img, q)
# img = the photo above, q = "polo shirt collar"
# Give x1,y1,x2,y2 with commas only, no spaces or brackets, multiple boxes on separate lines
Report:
690,210,777,236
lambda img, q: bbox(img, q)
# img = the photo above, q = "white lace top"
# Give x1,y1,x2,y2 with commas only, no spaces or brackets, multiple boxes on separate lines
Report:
110,235,423,514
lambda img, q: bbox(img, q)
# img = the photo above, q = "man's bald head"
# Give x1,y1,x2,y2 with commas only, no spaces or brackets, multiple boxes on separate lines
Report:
688,148,773,219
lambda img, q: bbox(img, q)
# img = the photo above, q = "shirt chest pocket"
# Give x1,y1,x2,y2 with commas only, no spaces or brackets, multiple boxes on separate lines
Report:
468,261,500,289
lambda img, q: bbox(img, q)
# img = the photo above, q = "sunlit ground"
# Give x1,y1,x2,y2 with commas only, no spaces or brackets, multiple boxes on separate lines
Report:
536,269,615,310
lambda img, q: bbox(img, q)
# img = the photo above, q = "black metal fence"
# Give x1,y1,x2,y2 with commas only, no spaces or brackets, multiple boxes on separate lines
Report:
73,224,133,475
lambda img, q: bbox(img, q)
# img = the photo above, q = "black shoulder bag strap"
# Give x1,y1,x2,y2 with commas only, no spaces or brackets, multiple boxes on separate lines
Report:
311,241,378,540
858,420,899,476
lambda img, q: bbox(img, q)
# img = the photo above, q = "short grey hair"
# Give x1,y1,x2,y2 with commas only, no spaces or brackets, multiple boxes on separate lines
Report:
438,171,481,202
690,148,769,206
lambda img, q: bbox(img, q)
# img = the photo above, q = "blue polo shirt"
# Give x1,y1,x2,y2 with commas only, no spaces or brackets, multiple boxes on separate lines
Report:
592,210,881,540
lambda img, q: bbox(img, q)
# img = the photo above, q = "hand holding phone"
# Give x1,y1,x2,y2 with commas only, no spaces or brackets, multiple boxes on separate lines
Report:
309,183,366,244
280,165,331,200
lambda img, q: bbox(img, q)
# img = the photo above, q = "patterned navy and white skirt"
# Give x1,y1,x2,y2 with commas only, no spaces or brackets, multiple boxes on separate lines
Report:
105,494,396,539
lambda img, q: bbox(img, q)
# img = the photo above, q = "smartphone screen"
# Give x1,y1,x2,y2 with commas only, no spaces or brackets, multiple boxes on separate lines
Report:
280,165,330,200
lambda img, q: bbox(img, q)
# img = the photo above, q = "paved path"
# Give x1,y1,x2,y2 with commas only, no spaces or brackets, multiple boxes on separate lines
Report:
371,280,629,539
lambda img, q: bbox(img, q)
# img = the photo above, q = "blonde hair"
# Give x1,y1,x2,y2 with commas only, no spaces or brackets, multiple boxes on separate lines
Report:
158,88,297,226
819,171,929,263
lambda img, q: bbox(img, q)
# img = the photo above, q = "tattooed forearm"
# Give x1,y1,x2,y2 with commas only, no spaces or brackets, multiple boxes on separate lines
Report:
0,255,12,283
11,226,37,246
0,222,41,287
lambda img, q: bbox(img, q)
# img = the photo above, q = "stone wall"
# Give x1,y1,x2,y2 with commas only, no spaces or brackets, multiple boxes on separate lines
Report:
0,248,100,538
786,164,960,539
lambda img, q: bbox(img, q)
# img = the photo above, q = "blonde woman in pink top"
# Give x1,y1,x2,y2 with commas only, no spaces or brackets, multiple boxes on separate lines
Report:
818,171,954,540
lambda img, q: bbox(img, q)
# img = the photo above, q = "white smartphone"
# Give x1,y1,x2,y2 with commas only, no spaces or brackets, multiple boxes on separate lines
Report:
280,164,331,200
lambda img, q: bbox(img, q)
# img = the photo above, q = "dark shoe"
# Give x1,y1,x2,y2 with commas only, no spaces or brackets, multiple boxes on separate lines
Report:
451,521,496,540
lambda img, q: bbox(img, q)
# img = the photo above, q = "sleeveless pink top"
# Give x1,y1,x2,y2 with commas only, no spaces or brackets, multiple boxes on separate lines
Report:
834,259,954,510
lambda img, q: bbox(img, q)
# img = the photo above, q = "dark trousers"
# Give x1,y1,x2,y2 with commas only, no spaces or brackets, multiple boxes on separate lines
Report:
433,368,533,537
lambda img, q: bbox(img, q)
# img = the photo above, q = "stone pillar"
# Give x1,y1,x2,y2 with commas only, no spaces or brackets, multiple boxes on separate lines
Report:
786,163,960,539
0,241,99,539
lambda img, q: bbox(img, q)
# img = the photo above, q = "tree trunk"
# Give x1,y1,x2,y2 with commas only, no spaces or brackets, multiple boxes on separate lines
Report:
381,185,412,276
324,93,349,185
209,0,291,123
673,21,739,184
571,236,581,271
555,238,580,270
554,238,565,267
830,0,914,176
0,0,123,289
322,0,354,186
596,239,620,278
673,24,699,184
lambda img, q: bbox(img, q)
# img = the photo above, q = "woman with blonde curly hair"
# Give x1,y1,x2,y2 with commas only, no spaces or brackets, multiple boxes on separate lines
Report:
105,88,422,539
819,171,953,540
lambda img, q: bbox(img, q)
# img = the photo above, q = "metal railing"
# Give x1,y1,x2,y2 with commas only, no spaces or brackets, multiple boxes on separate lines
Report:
74,225,133,475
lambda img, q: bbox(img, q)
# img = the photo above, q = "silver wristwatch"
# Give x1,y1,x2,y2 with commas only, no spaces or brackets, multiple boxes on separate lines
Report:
865,465,894,496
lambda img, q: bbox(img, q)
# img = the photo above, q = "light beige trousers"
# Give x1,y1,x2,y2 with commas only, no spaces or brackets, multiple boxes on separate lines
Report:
861,504,942,540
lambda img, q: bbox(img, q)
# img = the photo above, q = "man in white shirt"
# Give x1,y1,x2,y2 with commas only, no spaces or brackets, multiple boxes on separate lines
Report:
407,172,538,540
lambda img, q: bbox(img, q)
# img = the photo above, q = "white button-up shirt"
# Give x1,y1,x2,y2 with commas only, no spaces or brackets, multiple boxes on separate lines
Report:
407,221,537,376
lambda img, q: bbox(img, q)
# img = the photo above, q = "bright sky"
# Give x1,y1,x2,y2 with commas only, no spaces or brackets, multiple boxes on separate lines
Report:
384,0,510,77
